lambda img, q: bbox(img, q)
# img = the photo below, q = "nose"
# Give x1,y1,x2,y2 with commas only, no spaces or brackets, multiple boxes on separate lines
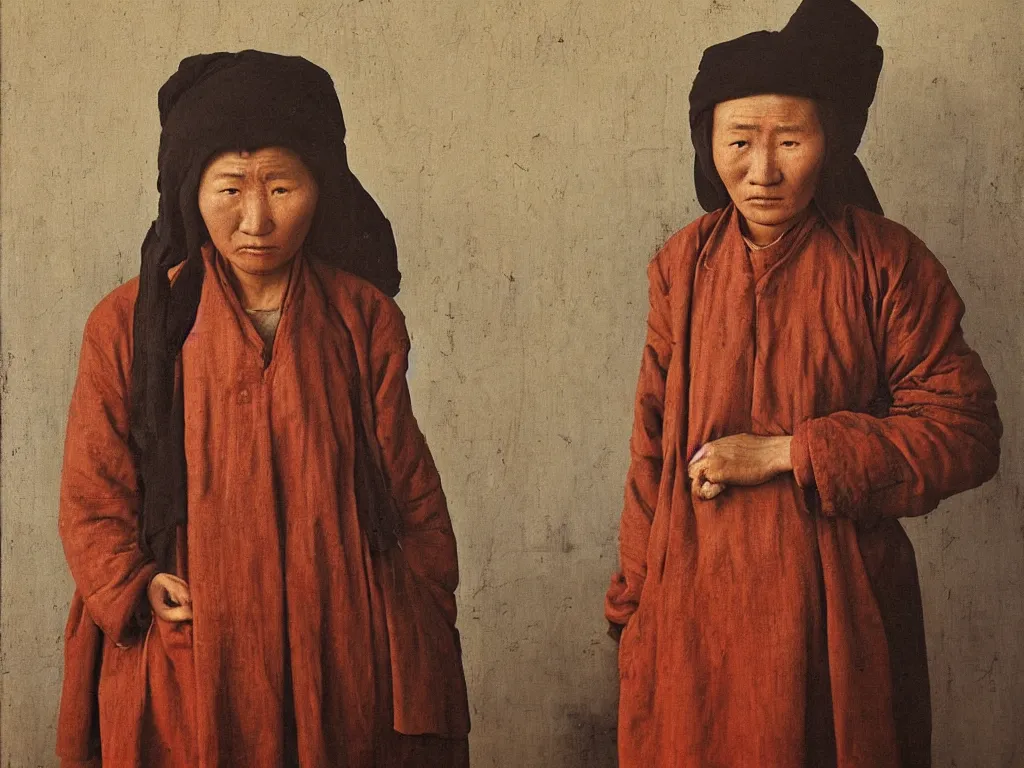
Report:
239,190,274,236
748,146,783,187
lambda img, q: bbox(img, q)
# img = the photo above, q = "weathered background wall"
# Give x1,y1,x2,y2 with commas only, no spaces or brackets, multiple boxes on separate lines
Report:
1,1,1021,765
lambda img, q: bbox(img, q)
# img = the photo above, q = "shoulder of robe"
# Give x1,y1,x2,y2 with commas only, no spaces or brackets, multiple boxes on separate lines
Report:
310,262,408,342
832,205,945,285
649,208,727,290
73,277,139,387
82,277,140,348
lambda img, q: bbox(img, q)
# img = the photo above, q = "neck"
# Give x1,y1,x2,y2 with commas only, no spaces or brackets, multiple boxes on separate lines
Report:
225,259,294,310
740,208,809,247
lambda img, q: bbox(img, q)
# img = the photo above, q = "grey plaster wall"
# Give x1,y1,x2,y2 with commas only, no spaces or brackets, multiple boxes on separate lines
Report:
1,1,1021,766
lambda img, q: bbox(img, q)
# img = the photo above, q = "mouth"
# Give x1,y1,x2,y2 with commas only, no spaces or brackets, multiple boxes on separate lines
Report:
746,197,784,204
236,245,279,255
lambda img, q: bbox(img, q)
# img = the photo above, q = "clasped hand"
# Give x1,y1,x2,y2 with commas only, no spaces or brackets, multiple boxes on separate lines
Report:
147,573,193,623
687,433,793,500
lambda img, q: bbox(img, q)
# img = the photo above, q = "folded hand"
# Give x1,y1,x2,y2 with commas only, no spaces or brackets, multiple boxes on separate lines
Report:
148,572,194,623
687,434,793,500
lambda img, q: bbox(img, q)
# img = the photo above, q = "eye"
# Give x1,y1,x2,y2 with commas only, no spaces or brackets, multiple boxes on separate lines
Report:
781,140,800,148
271,186,291,195
730,140,748,149
220,187,240,195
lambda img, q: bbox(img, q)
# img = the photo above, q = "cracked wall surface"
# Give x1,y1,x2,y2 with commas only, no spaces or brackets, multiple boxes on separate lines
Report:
1,1,1022,766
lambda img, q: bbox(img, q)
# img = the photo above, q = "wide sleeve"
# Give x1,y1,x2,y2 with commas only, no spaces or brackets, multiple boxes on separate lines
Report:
370,301,460,626
790,239,1001,522
58,299,158,646
605,254,674,635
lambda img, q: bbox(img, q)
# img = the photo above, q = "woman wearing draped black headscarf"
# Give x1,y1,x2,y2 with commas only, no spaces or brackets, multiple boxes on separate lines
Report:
605,1,1000,766
57,51,469,767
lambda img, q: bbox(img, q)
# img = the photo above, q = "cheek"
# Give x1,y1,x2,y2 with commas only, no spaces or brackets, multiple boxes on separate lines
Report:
713,153,743,186
781,155,819,193
798,147,826,188
298,190,319,225
278,196,318,240
198,197,235,242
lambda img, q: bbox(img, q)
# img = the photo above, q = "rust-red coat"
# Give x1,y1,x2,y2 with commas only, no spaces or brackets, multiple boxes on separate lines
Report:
57,247,470,767
606,205,1001,768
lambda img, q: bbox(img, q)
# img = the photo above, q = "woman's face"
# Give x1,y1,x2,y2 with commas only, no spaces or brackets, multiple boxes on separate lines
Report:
711,94,826,239
197,146,319,279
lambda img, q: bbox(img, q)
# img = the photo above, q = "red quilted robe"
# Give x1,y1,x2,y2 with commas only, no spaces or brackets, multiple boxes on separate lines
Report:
57,245,470,767
606,204,1001,768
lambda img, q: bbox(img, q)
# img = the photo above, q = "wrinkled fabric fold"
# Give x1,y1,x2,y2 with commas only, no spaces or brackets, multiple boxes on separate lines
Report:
608,204,1000,767
134,50,401,574
58,248,469,766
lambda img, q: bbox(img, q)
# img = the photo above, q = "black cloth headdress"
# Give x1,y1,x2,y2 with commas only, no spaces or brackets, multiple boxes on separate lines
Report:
687,0,885,215
131,51,401,571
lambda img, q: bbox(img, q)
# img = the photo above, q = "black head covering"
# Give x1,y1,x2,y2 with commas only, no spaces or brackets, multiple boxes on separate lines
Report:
131,51,401,571
687,0,884,215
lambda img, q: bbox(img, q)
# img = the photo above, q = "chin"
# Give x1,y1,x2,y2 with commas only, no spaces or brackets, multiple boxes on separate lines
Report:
738,204,801,227
229,252,295,275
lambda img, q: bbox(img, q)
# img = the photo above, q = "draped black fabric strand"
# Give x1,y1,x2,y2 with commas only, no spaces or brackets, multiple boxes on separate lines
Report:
130,50,403,572
687,0,885,216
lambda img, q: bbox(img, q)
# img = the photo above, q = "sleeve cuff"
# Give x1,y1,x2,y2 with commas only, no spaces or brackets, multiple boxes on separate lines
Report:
87,560,159,647
791,422,816,489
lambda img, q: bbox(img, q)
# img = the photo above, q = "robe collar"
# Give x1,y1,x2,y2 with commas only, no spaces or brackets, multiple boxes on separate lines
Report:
698,200,866,278
201,242,305,368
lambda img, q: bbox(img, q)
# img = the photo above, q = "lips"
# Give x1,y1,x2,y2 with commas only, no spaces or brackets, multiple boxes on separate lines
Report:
236,245,278,254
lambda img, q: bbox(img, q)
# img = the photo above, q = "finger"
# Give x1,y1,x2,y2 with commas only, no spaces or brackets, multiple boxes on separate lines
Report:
702,482,727,500
697,481,725,500
691,457,725,486
174,603,194,621
688,445,708,466
149,573,181,595
162,573,190,590
156,604,194,623
166,582,192,606
160,578,192,606
687,457,709,482
702,463,724,485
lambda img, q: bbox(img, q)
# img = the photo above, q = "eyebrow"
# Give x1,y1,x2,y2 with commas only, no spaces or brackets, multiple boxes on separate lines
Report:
209,170,299,181
264,171,298,181
724,122,809,132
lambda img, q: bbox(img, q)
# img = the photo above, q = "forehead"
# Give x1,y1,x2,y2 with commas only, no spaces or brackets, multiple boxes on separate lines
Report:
713,94,820,129
202,146,310,176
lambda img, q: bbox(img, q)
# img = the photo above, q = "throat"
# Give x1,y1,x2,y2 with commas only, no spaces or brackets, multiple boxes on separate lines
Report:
246,307,283,351
740,209,809,248
235,274,289,311
222,252,296,311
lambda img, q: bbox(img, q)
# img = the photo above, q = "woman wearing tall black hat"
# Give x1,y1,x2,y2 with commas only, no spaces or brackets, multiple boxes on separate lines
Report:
605,1,1000,766
57,51,470,767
